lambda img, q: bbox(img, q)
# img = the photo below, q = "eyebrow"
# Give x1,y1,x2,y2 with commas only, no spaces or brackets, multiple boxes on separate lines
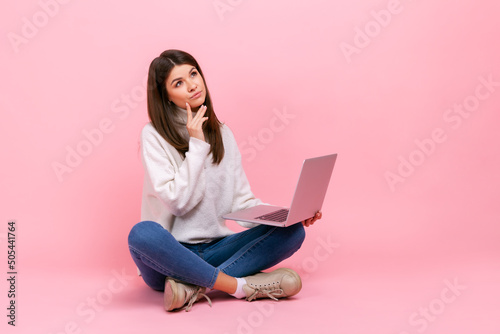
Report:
170,67,197,86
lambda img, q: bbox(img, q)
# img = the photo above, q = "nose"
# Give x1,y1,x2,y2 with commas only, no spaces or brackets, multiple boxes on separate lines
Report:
187,79,197,91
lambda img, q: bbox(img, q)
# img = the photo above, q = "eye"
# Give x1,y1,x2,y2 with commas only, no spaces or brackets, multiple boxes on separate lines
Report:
175,81,182,87
191,71,198,77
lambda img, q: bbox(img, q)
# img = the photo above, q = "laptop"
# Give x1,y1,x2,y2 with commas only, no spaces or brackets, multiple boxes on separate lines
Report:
222,153,337,227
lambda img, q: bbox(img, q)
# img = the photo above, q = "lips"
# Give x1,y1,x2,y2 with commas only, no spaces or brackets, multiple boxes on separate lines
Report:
191,91,202,99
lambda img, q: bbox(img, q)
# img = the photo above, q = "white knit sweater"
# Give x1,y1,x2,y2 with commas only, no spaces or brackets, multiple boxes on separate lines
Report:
140,107,262,243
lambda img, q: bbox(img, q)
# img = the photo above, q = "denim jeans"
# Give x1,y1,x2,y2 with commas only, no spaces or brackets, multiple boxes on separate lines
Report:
128,220,305,291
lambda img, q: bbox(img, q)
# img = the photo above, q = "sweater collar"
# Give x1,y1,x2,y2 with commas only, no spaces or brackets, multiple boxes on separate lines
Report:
172,105,198,126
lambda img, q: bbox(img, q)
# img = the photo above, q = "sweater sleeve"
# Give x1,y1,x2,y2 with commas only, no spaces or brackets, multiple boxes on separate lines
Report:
141,125,211,217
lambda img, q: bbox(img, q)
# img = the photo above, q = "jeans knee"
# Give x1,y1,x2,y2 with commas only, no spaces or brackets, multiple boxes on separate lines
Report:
290,223,306,249
128,220,158,247
277,223,306,254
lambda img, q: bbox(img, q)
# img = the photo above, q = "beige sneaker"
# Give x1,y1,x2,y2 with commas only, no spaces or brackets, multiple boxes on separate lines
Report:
164,278,212,312
242,268,302,302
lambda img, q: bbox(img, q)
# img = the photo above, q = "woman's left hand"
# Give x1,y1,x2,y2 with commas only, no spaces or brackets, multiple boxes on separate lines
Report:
302,211,322,227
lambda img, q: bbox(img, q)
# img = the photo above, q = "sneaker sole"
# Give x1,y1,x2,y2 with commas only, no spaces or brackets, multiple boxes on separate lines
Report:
164,279,180,312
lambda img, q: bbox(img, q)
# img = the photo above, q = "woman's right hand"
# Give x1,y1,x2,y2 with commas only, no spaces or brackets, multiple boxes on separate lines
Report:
186,102,208,142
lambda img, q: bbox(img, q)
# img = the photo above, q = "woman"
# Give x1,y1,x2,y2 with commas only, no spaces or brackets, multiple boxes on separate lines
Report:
128,49,322,312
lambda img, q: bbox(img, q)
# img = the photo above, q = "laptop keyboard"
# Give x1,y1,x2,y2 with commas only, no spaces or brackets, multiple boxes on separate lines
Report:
255,209,289,223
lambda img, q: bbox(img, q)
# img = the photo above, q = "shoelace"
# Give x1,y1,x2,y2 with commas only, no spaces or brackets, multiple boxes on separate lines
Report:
246,282,285,302
183,286,212,312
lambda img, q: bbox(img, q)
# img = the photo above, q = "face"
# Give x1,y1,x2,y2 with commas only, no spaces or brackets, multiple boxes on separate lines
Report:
165,64,206,110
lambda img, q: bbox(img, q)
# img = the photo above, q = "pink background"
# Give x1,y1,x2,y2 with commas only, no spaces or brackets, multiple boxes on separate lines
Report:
1,0,499,333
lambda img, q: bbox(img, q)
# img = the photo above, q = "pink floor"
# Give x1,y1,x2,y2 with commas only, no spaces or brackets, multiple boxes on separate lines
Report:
9,249,499,334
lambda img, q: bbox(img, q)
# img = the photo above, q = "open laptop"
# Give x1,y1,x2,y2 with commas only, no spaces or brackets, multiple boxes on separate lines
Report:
222,153,337,227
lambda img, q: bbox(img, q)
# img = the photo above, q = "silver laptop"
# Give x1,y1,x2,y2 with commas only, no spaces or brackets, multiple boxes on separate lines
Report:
222,154,337,227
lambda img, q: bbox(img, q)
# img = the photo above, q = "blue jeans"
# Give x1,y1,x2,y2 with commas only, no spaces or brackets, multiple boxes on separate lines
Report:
128,221,305,291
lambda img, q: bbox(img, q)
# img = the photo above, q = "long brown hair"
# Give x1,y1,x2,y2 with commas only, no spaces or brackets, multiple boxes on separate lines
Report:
147,49,224,164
